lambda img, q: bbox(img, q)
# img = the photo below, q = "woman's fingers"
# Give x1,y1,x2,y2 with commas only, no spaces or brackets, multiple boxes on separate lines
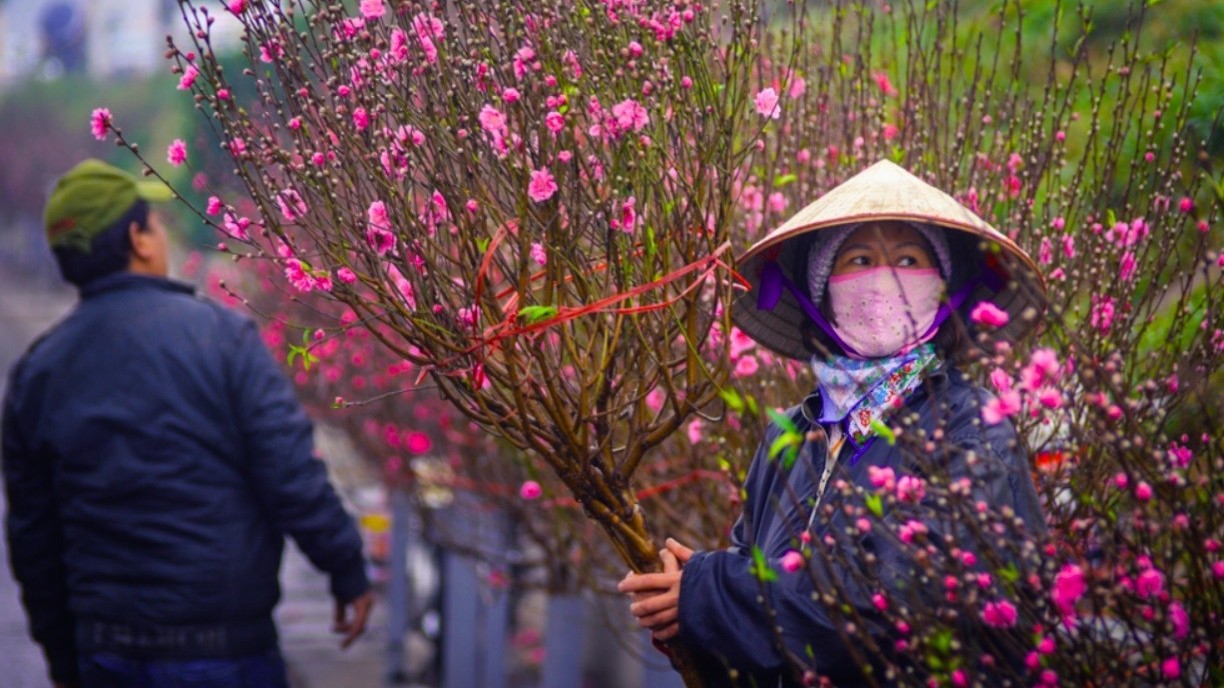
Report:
618,571,678,593
630,589,678,617
665,538,694,562
652,622,680,642
637,607,678,629
660,548,679,572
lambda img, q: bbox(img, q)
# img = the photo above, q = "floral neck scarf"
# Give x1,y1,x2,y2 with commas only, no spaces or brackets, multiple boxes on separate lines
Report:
810,344,939,446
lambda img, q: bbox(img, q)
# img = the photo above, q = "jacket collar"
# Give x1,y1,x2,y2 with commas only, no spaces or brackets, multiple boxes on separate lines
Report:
79,272,196,300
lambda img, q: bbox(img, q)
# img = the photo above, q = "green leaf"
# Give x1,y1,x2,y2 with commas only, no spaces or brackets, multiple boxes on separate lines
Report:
870,419,896,445
717,456,731,471
750,546,777,583
865,493,883,518
773,173,797,187
1105,208,1118,227
745,395,759,415
768,433,801,463
766,408,799,435
719,387,745,413
933,629,953,654
517,305,558,325
782,443,800,470
286,343,318,371
476,237,491,252
998,563,1020,583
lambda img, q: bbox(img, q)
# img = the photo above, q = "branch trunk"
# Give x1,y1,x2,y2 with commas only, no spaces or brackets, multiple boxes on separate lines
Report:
598,491,706,688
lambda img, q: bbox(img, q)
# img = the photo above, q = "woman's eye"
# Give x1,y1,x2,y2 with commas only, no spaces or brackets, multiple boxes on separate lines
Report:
897,256,917,267
849,255,871,266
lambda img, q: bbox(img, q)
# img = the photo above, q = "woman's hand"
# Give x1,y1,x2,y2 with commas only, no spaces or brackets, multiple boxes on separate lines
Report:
618,538,695,642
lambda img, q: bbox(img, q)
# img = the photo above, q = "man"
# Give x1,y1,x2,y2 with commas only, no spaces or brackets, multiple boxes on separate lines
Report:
2,159,373,688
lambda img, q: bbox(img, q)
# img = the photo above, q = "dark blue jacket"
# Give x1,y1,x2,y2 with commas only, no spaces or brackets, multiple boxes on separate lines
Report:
2,273,368,683
676,365,1046,687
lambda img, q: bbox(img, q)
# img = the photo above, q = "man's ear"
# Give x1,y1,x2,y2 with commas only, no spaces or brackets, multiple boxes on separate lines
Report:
129,221,152,261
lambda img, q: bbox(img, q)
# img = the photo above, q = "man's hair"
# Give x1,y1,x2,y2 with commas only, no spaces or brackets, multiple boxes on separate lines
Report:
52,200,149,286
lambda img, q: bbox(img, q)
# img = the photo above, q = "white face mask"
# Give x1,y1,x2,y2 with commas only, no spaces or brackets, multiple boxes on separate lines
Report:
827,267,945,358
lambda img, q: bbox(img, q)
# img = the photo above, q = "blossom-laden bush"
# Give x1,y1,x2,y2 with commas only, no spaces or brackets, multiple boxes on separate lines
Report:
204,252,744,595
102,0,1222,685
696,1,1223,686
136,0,777,683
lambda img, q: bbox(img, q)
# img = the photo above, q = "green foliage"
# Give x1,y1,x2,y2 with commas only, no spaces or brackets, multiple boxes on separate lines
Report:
749,545,778,582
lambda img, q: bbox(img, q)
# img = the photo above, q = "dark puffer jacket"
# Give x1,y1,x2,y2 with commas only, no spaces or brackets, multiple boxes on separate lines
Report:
2,274,368,683
676,364,1046,687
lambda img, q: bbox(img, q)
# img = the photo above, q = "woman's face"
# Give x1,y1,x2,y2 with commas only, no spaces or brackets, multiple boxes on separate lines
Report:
831,221,935,276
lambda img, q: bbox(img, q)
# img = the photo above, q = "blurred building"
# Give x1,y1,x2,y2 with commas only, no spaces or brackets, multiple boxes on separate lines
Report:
0,0,240,88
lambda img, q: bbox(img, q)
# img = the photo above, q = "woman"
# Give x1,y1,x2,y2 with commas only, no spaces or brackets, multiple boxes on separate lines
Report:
620,160,1047,687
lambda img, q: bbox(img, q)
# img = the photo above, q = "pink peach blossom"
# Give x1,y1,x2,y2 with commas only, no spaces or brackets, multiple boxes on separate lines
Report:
1135,481,1153,501
981,389,1021,425
868,465,896,491
754,88,781,119
527,168,557,202
780,550,804,573
519,480,542,500
178,65,199,90
896,475,925,503
359,0,385,19
530,243,547,266
276,188,308,222
479,104,507,134
89,108,112,141
1051,563,1085,617
981,600,1018,628
611,98,650,132
970,301,1010,327
1161,657,1180,679
686,418,703,444
734,355,759,377
167,139,187,166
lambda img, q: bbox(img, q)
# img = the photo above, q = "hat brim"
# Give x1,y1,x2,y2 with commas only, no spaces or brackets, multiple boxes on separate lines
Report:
730,160,1047,360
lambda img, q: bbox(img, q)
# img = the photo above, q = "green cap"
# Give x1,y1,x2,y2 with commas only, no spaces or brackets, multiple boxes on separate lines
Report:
44,158,175,252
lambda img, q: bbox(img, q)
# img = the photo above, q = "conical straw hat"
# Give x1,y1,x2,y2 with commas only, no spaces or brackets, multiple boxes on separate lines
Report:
732,159,1046,360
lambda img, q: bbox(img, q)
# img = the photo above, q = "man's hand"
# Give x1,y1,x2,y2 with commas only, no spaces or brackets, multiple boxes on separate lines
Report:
333,590,374,649
619,537,695,642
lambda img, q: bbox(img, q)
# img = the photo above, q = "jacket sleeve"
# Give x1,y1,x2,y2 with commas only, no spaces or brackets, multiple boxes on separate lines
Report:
2,364,79,684
226,317,369,603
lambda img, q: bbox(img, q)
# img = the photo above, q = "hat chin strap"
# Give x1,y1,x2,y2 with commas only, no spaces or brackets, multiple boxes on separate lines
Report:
756,260,1005,359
